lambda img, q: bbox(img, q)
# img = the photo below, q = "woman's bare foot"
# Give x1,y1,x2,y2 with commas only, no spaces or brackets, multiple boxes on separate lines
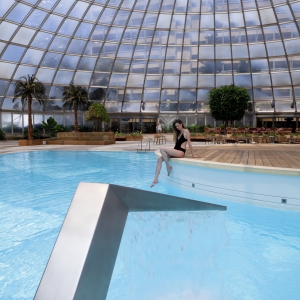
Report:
167,165,172,176
150,180,159,188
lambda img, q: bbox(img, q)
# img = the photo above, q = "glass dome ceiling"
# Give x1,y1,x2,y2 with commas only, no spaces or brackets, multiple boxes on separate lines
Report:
1,0,300,116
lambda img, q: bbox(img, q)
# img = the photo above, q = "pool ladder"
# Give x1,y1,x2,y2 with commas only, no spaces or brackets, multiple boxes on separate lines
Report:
137,139,151,152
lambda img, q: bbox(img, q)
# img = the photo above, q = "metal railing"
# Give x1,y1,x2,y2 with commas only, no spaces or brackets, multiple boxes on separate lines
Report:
137,138,151,152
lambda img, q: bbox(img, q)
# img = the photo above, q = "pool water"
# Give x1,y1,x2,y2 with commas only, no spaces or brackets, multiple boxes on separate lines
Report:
0,151,300,300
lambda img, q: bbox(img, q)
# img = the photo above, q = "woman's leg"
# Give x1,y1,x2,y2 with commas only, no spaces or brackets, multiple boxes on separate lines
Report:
160,147,185,176
160,147,185,158
160,149,172,176
151,147,184,187
151,156,163,187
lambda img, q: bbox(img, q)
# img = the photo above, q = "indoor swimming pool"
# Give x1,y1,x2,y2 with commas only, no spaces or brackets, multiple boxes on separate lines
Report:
0,151,299,300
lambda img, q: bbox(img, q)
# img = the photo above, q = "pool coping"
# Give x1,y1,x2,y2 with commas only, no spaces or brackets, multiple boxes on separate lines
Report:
155,149,300,176
1,141,300,176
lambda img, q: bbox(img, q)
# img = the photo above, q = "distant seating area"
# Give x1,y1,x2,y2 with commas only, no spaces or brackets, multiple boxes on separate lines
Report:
153,134,166,144
190,127,300,144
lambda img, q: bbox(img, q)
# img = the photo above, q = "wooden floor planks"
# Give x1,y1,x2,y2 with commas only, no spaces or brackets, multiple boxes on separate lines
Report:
186,144,300,169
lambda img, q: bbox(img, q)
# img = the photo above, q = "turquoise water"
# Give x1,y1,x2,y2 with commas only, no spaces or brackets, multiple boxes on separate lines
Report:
0,151,300,300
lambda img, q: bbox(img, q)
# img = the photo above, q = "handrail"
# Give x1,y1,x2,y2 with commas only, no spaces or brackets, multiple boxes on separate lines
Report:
136,140,143,152
137,139,151,152
145,139,151,151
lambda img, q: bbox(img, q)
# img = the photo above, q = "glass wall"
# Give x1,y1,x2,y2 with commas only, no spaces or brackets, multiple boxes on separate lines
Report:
1,0,300,130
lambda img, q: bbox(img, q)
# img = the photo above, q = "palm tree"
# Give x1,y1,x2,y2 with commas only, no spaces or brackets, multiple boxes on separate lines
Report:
13,75,46,140
62,84,88,132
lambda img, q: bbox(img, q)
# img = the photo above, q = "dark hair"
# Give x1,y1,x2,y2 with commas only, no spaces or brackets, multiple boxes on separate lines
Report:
172,119,184,140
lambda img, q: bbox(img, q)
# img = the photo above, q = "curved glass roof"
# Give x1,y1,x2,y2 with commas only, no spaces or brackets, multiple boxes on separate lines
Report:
1,0,300,114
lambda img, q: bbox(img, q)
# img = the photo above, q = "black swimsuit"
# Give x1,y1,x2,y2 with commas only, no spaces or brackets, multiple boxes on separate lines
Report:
174,133,187,153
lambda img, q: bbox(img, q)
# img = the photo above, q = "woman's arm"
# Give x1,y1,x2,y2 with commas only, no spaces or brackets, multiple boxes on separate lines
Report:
185,129,199,158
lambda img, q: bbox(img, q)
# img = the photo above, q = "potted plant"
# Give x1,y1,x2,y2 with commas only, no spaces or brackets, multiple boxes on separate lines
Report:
130,131,143,141
114,131,127,141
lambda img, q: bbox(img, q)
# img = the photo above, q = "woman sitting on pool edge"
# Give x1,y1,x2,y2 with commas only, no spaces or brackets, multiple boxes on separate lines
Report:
151,119,199,188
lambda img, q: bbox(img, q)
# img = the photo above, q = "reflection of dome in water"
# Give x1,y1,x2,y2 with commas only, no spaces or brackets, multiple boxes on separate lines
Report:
0,0,300,129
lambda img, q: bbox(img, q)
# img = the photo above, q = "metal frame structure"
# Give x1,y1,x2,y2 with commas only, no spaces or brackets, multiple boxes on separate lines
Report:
1,0,300,132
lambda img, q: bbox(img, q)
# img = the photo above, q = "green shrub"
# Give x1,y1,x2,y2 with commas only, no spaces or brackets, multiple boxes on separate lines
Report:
78,125,93,132
23,128,40,139
162,124,173,133
42,117,58,137
114,131,126,136
131,131,142,136
0,128,6,140
187,124,199,133
198,125,205,133
55,124,70,132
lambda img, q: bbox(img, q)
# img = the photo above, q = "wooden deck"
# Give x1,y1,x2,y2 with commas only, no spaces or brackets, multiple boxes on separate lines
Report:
1,138,300,170
186,144,300,169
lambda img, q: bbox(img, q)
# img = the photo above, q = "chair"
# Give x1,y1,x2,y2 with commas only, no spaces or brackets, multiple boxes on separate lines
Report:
225,134,235,143
262,136,270,143
160,135,166,144
205,135,214,145
236,135,246,143
153,134,159,144
214,135,224,144
287,135,294,144
293,135,300,143
153,134,165,144
251,136,259,143
277,135,288,144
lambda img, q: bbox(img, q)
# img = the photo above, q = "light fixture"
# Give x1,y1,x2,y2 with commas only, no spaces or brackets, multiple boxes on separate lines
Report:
290,98,296,109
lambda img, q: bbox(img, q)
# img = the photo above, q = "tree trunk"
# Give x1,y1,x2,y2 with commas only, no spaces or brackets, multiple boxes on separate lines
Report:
96,120,101,132
28,95,33,140
74,102,78,132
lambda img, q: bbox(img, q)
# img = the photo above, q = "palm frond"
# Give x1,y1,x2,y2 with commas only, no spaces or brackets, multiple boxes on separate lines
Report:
13,74,46,105
62,84,88,110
